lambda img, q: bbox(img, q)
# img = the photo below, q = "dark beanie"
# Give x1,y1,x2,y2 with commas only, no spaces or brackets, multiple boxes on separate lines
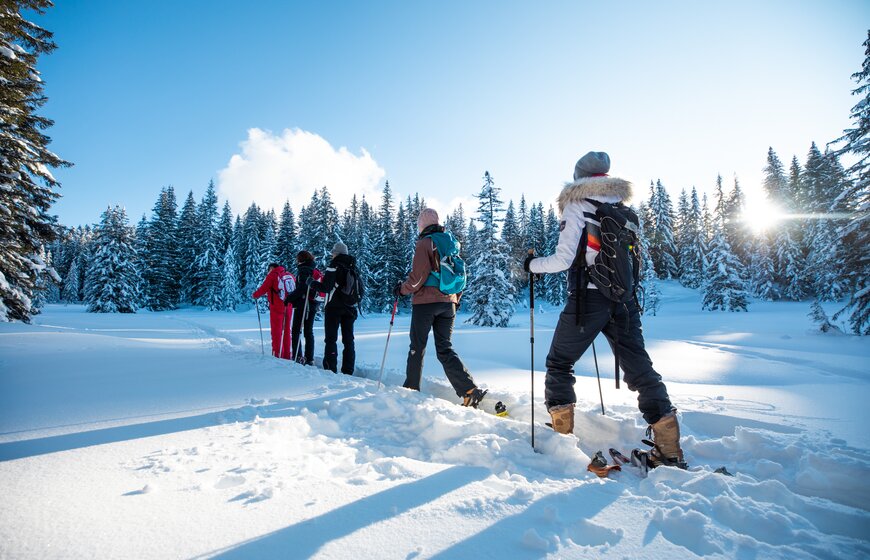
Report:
573,151,611,180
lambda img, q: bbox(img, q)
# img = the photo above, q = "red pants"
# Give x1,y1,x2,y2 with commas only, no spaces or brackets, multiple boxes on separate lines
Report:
269,307,293,359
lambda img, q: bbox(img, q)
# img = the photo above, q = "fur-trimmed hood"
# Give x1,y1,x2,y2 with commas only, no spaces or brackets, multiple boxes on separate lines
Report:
557,176,633,213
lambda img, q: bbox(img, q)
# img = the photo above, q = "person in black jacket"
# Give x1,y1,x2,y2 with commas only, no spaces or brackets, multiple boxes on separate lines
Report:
307,242,358,375
285,250,321,365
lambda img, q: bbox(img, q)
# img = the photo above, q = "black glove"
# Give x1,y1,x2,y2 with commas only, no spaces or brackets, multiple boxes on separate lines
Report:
523,254,536,273
305,276,314,287
393,281,403,298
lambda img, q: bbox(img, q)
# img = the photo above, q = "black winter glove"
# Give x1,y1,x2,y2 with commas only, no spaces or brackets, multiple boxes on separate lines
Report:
523,254,536,273
305,276,314,287
393,281,403,298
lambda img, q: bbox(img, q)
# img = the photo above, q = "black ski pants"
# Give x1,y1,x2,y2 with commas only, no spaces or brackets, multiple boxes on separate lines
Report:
403,302,476,397
291,300,318,364
323,306,356,375
545,289,673,425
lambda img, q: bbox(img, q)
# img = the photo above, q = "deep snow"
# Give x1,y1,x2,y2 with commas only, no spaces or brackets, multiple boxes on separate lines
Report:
1,282,868,559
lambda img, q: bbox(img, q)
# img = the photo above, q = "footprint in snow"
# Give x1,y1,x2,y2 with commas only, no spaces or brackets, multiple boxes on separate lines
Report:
214,475,246,489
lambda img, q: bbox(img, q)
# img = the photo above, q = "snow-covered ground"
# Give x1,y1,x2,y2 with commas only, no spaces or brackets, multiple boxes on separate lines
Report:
1,283,868,559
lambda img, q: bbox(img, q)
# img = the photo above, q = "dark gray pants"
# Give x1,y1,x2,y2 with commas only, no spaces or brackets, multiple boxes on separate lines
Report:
323,306,355,375
403,302,475,397
545,290,673,425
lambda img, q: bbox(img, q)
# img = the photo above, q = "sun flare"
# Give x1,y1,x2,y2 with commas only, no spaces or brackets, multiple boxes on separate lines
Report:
741,198,786,234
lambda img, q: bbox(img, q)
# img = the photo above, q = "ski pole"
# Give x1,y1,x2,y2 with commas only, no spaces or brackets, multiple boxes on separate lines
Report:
295,286,311,363
377,297,399,390
592,340,605,415
255,299,265,355
528,249,536,450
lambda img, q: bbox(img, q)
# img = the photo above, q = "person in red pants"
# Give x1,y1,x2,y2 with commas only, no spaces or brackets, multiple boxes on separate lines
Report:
253,263,295,359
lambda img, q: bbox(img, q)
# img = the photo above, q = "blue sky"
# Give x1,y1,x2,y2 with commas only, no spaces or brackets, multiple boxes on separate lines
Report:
37,0,869,226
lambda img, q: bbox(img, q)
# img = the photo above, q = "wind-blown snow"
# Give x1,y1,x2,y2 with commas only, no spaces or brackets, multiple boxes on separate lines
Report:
0,283,867,558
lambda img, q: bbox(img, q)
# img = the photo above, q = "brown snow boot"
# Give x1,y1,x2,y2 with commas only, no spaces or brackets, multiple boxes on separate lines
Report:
647,412,687,469
548,403,575,435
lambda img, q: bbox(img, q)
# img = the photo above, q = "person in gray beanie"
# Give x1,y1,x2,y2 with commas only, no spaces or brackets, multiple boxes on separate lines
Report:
307,241,360,374
523,151,685,469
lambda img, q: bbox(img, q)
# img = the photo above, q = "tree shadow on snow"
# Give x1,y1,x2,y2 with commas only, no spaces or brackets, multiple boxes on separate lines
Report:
0,389,362,462
201,465,490,559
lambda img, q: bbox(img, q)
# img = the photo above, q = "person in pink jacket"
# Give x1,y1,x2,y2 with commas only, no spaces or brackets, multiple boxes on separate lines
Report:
252,263,294,359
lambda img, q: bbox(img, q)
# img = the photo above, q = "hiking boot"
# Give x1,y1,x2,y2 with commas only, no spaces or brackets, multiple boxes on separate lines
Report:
462,387,487,408
548,403,575,435
647,412,687,468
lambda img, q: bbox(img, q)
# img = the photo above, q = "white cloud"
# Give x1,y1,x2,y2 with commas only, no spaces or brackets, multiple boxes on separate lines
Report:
217,128,386,215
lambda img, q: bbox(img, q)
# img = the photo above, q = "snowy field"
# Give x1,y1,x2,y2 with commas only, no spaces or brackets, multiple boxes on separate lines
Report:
1,282,868,559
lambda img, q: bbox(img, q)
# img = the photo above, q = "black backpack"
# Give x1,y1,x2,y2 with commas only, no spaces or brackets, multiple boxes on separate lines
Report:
582,199,641,303
337,263,364,305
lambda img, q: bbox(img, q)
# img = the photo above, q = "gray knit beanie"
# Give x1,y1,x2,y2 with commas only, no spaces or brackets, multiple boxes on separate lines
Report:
417,208,439,232
573,151,611,180
331,242,348,255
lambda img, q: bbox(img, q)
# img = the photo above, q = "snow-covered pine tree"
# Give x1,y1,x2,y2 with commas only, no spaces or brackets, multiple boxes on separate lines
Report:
749,232,778,300
217,201,234,257
465,171,515,327
371,181,402,311
357,196,376,312
0,1,70,322
829,30,870,334
276,201,297,267
763,147,789,207
142,186,180,311
317,186,342,252
219,231,242,312
444,204,467,249
542,205,566,305
193,182,221,310
702,221,748,312
636,206,660,315
502,200,524,289
242,204,265,311
61,255,81,303
260,209,278,274
724,176,750,266
677,187,706,289
809,299,842,333
526,202,546,255
84,206,139,313
176,190,199,303
340,195,361,260
701,193,713,245
674,188,690,270
650,180,678,279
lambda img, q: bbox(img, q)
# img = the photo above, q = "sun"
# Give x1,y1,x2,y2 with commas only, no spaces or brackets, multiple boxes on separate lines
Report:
741,197,786,234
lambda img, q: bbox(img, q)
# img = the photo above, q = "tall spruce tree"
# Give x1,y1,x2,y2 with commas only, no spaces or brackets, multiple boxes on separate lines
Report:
372,181,402,311
176,190,199,303
219,223,242,311
542,206,566,305
830,30,870,334
84,206,139,313
142,187,179,311
650,180,678,278
677,187,706,288
637,206,660,315
276,201,297,267
465,171,515,327
702,221,749,312
193,181,221,309
0,1,70,321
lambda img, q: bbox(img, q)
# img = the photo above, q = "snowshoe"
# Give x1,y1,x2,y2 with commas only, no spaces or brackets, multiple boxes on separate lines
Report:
630,448,651,476
608,448,631,466
462,387,487,409
587,450,621,478
645,413,688,469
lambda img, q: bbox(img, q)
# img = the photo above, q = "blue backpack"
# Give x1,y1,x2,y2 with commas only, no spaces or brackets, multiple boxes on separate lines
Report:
423,231,467,295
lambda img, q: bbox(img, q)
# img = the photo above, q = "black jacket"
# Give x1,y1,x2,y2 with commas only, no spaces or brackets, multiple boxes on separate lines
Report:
285,258,319,306
310,253,358,312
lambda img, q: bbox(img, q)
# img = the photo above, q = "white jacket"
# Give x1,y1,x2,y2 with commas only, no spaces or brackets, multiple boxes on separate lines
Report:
530,176,633,285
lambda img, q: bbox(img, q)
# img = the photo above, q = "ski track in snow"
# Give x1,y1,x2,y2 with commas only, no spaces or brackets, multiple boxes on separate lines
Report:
1,290,869,559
